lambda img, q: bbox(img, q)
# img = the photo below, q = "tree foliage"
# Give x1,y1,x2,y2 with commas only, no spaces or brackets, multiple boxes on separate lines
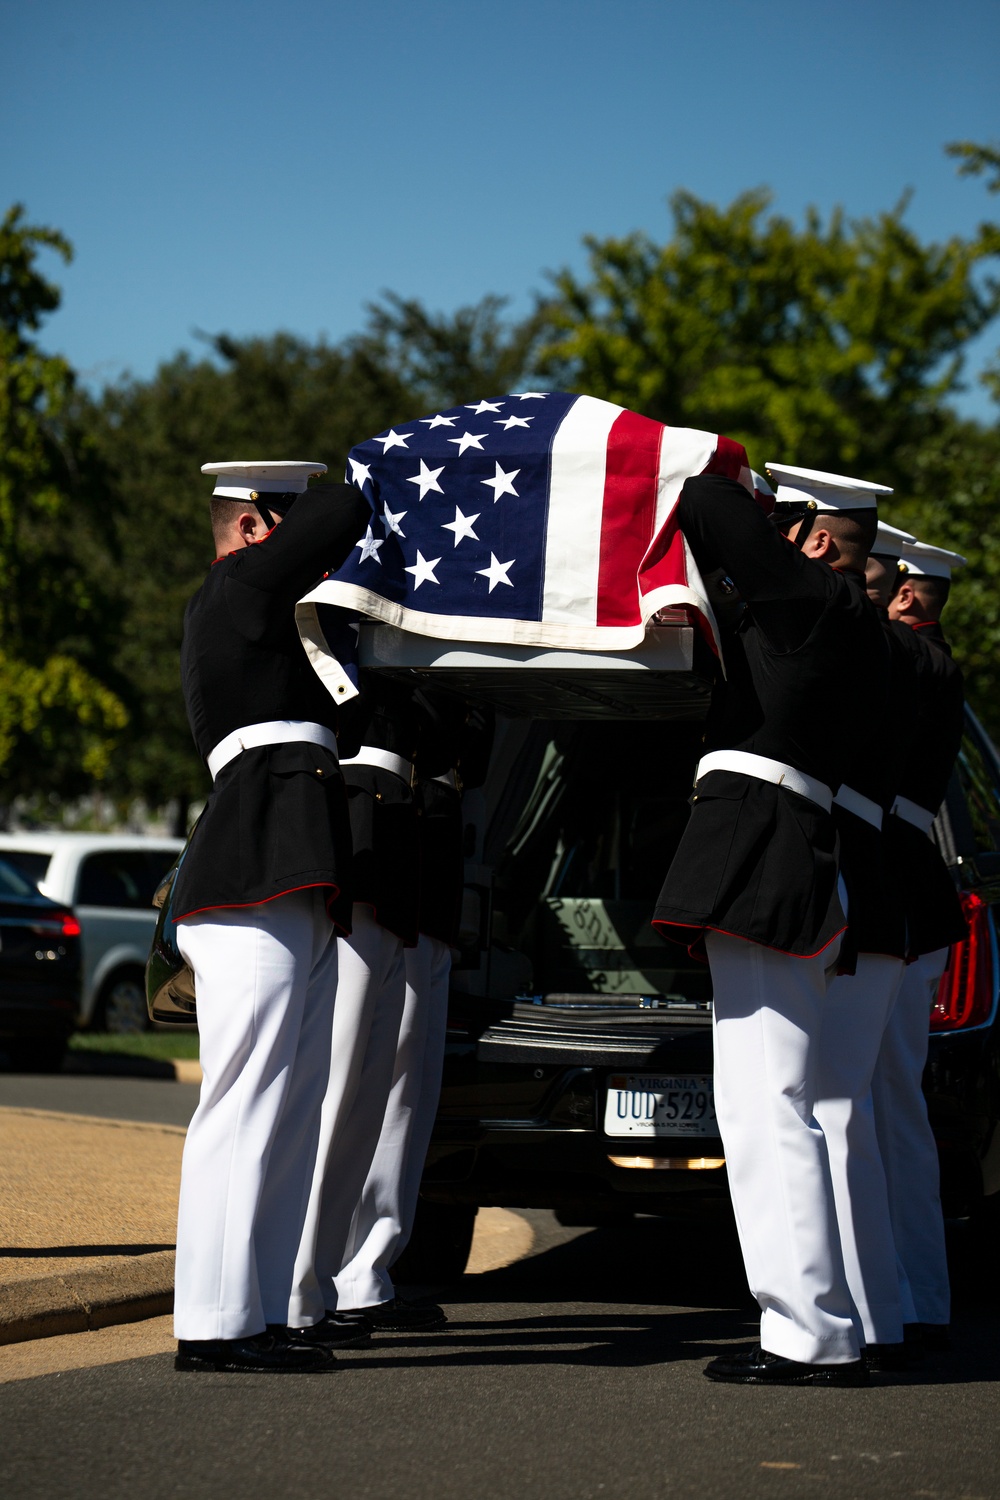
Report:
355,291,542,410
536,187,999,485
0,205,127,811
889,420,1000,741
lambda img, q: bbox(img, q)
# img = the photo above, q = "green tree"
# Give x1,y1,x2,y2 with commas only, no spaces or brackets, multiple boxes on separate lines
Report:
355,291,541,409
0,204,127,814
536,187,999,485
946,140,1000,403
888,418,1000,743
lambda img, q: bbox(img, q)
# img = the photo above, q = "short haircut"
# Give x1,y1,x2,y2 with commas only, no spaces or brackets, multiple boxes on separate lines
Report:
210,496,262,550
824,510,879,555
889,570,951,616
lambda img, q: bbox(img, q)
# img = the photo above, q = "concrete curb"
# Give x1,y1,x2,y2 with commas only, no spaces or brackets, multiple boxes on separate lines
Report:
171,1060,202,1084
0,1206,534,1347
0,1251,175,1346
63,1053,202,1084
1,1105,187,1136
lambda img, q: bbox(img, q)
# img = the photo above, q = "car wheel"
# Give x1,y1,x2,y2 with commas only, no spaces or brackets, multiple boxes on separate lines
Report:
99,969,150,1034
9,1039,67,1073
391,1200,478,1284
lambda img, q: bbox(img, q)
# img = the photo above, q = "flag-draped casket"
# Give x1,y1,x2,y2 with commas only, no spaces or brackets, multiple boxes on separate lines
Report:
296,392,751,718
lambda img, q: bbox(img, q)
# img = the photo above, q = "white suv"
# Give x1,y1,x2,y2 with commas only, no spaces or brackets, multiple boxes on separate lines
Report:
0,833,183,1032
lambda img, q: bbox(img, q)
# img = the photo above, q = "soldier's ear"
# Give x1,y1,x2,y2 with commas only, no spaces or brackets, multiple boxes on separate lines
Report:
237,511,261,545
807,527,834,560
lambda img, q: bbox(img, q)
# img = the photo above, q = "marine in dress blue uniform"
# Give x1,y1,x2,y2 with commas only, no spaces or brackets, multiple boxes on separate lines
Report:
334,694,494,1319
288,674,431,1339
813,519,918,1368
172,461,367,1374
654,464,890,1385
873,537,967,1343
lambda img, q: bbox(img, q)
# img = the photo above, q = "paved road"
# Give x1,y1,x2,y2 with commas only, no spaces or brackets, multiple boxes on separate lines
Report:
0,1069,200,1127
1,1076,996,1500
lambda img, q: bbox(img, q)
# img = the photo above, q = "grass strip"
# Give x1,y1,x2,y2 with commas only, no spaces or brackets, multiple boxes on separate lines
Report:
69,1032,200,1061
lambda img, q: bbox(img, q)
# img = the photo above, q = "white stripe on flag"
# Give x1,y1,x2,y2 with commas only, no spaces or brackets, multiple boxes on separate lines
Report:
653,425,720,529
542,395,624,628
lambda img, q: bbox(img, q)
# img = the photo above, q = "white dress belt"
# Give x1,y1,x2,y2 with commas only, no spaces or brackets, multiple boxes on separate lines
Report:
833,784,883,830
696,750,833,813
207,720,339,782
891,794,936,836
340,745,415,784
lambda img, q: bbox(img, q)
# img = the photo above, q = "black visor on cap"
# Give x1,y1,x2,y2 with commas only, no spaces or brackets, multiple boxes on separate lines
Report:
257,491,300,516
770,500,817,547
252,490,300,529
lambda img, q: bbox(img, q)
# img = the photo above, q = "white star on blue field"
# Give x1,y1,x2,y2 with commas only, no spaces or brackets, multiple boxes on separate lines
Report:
340,394,565,618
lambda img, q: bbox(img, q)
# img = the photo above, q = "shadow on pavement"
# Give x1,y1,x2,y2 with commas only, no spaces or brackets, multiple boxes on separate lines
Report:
359,1212,1000,1383
333,1306,754,1371
62,1054,181,1081
0,1244,174,1258
450,1214,754,1311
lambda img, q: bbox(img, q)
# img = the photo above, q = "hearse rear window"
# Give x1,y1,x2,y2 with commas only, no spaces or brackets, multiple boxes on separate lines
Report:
492,721,710,1002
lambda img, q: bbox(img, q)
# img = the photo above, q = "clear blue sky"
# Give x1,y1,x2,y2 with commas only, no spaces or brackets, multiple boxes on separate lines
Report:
4,0,998,415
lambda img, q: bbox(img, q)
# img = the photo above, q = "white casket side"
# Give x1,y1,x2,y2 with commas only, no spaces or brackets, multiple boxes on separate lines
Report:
355,614,715,720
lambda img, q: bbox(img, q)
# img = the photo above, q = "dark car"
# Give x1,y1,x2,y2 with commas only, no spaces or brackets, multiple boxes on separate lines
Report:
0,855,83,1072
398,706,1000,1279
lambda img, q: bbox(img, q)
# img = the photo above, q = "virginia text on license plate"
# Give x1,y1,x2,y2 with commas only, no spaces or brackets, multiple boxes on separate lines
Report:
603,1074,717,1137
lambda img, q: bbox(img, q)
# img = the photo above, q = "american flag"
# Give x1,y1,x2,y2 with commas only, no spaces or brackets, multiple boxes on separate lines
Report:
297,392,750,697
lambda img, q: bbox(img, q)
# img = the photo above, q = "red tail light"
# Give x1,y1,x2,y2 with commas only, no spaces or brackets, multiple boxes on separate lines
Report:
930,892,996,1032
31,913,81,939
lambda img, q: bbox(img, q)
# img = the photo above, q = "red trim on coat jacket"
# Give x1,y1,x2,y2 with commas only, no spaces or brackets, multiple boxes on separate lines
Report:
651,916,847,962
173,880,342,925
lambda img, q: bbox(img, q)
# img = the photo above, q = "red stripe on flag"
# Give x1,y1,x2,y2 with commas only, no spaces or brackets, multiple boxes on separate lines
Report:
637,434,749,660
703,435,749,482
596,409,664,627
638,520,689,600
641,434,751,595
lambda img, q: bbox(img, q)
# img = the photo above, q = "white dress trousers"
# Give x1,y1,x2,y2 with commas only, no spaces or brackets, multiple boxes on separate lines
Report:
288,904,407,1327
173,889,339,1341
705,931,860,1365
871,947,951,1326
814,955,911,1345
335,933,453,1310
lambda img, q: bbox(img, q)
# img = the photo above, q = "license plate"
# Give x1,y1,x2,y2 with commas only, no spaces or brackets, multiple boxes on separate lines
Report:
603,1073,717,1137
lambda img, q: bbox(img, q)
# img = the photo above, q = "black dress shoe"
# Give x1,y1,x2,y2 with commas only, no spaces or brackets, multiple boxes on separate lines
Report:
904,1321,951,1352
704,1345,869,1386
175,1331,335,1373
864,1342,916,1372
363,1296,448,1332
278,1313,373,1349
